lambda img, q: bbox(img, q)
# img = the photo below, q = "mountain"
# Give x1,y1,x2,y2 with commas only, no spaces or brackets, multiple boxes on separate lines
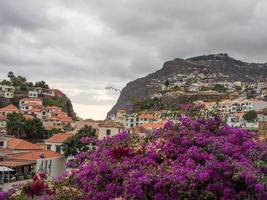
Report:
108,53,267,116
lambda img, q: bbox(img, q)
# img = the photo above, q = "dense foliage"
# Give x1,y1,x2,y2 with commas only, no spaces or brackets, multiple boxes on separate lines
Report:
0,71,49,90
6,112,45,140
62,117,267,200
243,110,257,122
62,125,96,157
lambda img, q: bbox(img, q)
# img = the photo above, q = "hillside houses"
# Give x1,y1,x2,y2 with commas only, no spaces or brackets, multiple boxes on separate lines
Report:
114,110,161,129
0,98,73,133
0,85,15,99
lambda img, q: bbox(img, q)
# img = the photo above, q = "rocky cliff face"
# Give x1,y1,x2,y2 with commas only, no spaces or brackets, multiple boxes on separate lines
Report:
107,53,267,116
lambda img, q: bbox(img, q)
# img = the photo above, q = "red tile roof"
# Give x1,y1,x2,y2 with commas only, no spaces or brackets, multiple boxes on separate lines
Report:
7,138,43,150
138,113,158,120
21,98,42,101
45,133,73,143
12,150,63,160
23,102,42,106
0,160,35,167
46,106,62,111
28,108,42,112
98,121,124,128
0,104,19,112
141,122,164,129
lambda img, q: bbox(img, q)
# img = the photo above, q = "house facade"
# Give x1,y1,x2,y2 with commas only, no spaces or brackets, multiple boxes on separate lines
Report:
44,133,73,154
98,121,124,140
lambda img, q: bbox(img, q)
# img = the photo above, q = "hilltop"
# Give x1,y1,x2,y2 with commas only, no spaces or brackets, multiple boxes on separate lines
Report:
108,53,267,116
0,72,76,119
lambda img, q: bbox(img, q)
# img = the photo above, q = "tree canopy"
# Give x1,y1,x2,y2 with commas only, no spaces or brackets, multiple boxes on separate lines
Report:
6,112,45,140
243,110,257,122
62,125,96,157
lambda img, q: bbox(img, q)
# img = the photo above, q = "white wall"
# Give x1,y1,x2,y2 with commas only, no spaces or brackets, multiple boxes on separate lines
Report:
45,142,64,154
36,157,66,179
98,127,122,140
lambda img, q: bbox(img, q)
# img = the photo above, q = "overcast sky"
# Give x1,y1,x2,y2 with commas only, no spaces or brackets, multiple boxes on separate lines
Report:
0,0,266,119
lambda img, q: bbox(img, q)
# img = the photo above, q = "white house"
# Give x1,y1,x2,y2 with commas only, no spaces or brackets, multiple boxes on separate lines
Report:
28,91,38,98
44,133,73,154
19,98,42,109
36,156,66,179
98,121,124,140
0,85,15,99
188,84,200,92
0,104,19,117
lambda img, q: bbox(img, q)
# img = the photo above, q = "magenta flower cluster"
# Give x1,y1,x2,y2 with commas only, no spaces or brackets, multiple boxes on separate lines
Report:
65,117,267,200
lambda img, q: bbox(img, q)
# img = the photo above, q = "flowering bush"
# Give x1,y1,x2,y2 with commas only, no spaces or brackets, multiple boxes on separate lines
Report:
62,116,267,200
4,172,55,200
4,116,267,199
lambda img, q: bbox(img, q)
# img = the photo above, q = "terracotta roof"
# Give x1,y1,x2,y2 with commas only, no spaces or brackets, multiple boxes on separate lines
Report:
28,108,42,112
0,147,12,154
0,104,19,112
23,114,34,120
45,133,73,143
0,160,35,167
98,121,124,128
23,102,42,106
141,122,164,129
58,116,72,122
47,117,61,121
20,98,41,101
12,150,63,160
138,113,157,120
7,138,43,150
46,106,62,111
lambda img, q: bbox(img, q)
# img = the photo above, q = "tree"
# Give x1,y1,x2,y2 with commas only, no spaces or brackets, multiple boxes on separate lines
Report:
164,80,170,89
6,112,46,140
0,79,12,86
35,81,49,89
6,112,26,138
63,123,73,132
62,125,96,157
24,118,45,140
212,84,226,92
243,110,257,122
8,71,15,81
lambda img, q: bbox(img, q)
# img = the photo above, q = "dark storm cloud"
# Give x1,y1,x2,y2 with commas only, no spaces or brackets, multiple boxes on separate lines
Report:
0,0,267,118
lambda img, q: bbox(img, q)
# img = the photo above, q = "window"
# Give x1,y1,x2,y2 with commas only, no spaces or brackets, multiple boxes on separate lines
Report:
46,144,51,150
55,145,61,153
106,129,111,136
0,141,4,147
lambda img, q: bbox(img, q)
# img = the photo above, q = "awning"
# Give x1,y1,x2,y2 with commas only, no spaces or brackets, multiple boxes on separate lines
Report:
0,166,14,172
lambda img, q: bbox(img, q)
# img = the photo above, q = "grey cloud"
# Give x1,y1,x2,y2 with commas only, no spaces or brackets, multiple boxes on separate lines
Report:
0,0,267,118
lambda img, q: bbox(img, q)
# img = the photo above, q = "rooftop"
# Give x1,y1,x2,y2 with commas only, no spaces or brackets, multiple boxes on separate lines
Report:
45,133,73,143
98,121,124,128
0,104,19,112
11,150,63,161
7,138,43,150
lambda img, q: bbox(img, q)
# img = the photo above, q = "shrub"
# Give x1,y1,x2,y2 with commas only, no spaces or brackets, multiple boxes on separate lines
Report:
62,116,267,199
